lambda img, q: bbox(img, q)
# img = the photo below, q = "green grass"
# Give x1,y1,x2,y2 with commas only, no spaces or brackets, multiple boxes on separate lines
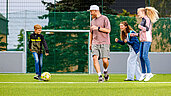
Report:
0,74,171,96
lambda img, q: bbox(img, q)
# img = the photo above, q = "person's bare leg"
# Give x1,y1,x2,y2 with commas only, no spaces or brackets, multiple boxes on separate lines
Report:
93,55,103,82
93,55,101,73
103,57,109,81
103,58,109,69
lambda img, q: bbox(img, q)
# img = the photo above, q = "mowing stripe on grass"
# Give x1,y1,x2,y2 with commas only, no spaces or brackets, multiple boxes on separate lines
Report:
0,82,171,84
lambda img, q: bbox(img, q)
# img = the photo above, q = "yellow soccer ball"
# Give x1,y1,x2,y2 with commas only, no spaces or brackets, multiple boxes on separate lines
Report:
41,72,51,81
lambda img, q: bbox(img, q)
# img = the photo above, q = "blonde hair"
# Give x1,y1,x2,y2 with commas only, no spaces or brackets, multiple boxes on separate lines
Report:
120,21,134,41
137,7,159,23
34,24,42,30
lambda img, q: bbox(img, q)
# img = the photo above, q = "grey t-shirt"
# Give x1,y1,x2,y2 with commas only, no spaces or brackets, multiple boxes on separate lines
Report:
90,15,111,44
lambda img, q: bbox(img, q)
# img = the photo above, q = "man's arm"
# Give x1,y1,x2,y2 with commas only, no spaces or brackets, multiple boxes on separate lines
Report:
98,27,111,33
91,26,111,33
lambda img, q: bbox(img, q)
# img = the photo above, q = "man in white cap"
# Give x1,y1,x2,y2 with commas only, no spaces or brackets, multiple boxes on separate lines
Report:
89,5,111,82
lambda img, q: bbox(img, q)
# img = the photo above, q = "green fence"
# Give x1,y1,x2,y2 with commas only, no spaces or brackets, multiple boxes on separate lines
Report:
26,11,170,73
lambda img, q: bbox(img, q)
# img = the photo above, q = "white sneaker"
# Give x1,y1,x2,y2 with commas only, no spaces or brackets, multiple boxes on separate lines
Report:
139,74,146,81
144,73,154,81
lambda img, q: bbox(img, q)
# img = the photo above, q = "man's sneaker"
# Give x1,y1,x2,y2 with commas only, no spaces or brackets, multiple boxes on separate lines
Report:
104,71,109,81
98,75,104,83
144,73,154,81
139,74,146,81
34,75,39,80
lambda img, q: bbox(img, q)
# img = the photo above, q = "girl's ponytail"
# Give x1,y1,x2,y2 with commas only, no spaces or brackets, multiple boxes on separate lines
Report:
145,7,159,23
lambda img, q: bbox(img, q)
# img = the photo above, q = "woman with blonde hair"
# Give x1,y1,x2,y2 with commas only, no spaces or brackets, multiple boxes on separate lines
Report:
131,7,159,81
115,21,141,81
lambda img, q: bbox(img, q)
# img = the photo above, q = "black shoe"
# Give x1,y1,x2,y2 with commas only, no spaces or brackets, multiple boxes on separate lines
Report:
104,71,109,81
124,79,134,81
34,75,39,80
98,75,104,83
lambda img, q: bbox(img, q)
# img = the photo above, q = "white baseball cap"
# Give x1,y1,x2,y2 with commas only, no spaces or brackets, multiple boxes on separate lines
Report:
88,5,99,11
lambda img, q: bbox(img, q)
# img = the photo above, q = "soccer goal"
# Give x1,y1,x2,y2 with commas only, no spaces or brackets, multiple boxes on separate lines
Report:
24,30,91,74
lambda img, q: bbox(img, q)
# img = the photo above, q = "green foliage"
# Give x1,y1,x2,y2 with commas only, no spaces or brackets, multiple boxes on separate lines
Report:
45,11,90,30
44,32,88,72
151,18,171,52
43,12,89,73
120,9,130,16
15,29,24,51
41,0,118,14
145,0,170,17
27,12,90,73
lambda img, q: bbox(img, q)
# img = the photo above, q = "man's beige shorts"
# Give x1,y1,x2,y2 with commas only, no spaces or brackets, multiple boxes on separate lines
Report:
92,44,110,60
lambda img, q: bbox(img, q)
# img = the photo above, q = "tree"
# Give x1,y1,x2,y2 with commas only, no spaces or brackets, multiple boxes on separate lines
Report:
41,0,117,14
145,0,170,17
15,29,24,51
120,9,130,16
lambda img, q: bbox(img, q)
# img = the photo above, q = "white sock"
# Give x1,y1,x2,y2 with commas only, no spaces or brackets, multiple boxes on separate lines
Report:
104,69,107,72
98,72,102,77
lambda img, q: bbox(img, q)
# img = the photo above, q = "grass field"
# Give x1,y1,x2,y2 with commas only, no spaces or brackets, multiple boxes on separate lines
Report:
0,74,171,96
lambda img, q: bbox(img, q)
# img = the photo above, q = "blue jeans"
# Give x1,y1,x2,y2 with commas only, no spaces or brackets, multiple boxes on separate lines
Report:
32,52,43,76
139,42,151,73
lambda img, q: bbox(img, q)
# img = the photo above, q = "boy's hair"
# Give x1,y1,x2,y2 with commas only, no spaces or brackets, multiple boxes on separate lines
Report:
34,24,42,30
